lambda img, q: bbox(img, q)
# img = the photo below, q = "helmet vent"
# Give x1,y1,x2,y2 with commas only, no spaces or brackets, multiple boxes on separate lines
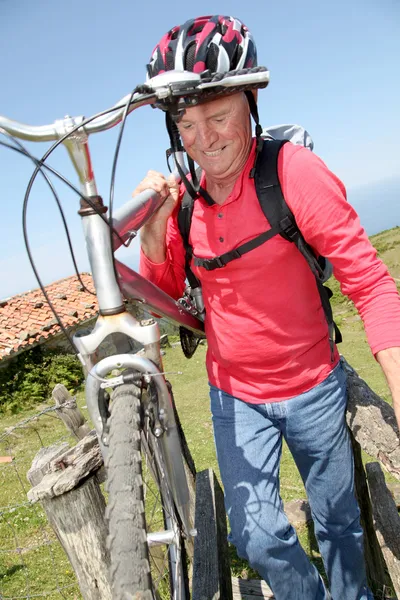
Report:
166,50,175,71
219,22,227,36
207,43,219,72
232,46,242,69
185,42,196,71
189,24,203,36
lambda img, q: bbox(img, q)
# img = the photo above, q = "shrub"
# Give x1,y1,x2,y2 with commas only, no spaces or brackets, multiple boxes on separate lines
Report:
0,346,84,414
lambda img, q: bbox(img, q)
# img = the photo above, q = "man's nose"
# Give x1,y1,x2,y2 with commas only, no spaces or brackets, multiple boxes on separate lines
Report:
197,122,218,147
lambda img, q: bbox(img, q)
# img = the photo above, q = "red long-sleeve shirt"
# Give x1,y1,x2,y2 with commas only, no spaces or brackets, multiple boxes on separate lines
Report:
140,140,400,403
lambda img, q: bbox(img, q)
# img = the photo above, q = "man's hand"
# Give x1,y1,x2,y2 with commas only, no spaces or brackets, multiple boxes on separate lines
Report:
135,171,180,264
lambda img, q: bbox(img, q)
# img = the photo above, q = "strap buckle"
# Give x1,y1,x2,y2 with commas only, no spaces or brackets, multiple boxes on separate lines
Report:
280,216,299,241
197,256,226,271
205,256,226,270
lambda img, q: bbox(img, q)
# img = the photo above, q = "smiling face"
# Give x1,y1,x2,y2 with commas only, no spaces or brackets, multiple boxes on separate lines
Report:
176,93,253,185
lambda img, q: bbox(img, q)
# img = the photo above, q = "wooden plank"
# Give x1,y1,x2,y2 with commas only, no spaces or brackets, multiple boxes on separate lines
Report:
232,578,274,599
192,468,233,600
350,434,391,595
27,442,70,487
366,461,400,596
27,431,102,502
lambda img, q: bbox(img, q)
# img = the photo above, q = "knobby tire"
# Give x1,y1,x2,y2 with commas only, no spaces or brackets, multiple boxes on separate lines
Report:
105,383,189,599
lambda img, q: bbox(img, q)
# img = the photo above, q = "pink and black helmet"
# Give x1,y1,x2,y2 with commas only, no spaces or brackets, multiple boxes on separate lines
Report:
148,16,266,197
147,15,258,79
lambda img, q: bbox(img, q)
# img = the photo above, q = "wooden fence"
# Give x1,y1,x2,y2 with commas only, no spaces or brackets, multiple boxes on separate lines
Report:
26,357,400,599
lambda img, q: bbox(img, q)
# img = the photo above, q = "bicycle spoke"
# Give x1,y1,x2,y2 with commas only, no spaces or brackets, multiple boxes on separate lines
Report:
141,423,185,598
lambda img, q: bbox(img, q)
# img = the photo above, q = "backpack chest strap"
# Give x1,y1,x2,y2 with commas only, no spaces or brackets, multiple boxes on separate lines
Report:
193,226,280,271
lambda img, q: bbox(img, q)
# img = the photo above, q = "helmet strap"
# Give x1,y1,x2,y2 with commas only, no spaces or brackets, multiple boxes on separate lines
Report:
165,112,215,206
245,91,264,178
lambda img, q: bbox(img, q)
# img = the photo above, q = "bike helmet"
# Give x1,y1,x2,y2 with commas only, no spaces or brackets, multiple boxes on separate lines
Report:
147,15,258,78
147,16,267,199
147,15,267,125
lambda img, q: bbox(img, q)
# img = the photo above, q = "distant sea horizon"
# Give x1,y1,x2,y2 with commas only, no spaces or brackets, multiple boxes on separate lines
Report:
347,176,399,236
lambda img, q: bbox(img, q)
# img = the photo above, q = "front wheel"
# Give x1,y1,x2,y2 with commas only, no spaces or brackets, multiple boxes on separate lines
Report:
105,383,189,599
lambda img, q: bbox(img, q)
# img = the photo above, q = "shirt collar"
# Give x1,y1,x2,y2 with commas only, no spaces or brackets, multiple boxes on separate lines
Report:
198,138,257,207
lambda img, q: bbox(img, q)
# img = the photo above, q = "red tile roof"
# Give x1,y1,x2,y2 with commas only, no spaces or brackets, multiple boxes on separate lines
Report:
0,273,98,361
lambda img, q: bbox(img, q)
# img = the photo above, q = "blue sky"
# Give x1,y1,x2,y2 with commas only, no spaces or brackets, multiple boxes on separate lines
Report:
0,0,399,299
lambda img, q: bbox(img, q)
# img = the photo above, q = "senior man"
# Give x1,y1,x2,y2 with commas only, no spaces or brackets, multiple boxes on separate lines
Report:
137,15,400,600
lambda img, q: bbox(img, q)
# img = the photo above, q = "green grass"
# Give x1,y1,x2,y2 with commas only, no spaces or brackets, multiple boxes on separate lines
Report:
0,403,85,598
0,226,399,597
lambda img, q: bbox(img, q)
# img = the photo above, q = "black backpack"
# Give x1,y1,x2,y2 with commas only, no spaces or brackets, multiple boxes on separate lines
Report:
177,138,342,359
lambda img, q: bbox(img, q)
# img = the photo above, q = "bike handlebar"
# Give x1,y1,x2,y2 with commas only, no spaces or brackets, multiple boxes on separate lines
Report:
0,91,156,142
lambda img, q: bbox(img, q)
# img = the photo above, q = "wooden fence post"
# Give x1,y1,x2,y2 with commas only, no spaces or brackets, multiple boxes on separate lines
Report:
192,468,233,600
52,383,91,440
27,432,111,600
191,469,275,599
343,357,400,595
366,462,400,597
349,434,391,594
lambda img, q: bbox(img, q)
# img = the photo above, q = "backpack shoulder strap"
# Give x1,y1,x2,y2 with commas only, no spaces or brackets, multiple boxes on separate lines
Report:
254,139,324,279
177,169,202,290
255,139,341,356
254,139,299,242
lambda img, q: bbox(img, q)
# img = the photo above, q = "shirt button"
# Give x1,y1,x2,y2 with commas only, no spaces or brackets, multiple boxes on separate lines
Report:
219,237,224,242
218,213,223,218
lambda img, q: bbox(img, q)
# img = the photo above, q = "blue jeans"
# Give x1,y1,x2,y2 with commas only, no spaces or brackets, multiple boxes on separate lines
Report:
210,363,373,600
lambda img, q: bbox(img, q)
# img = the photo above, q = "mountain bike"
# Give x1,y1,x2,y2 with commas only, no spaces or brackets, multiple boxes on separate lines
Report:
0,66,269,599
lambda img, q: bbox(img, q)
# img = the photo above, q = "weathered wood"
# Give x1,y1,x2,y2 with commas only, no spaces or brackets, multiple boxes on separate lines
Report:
350,434,391,594
192,468,233,600
27,437,111,600
387,482,400,508
28,430,103,502
343,358,400,480
27,442,70,487
231,578,274,599
52,383,91,440
366,461,400,596
40,479,111,599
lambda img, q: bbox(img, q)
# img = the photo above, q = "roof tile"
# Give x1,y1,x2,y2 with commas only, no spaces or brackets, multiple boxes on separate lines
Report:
0,273,98,361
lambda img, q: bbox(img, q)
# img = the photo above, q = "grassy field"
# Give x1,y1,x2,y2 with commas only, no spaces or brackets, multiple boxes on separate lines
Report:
0,226,399,597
